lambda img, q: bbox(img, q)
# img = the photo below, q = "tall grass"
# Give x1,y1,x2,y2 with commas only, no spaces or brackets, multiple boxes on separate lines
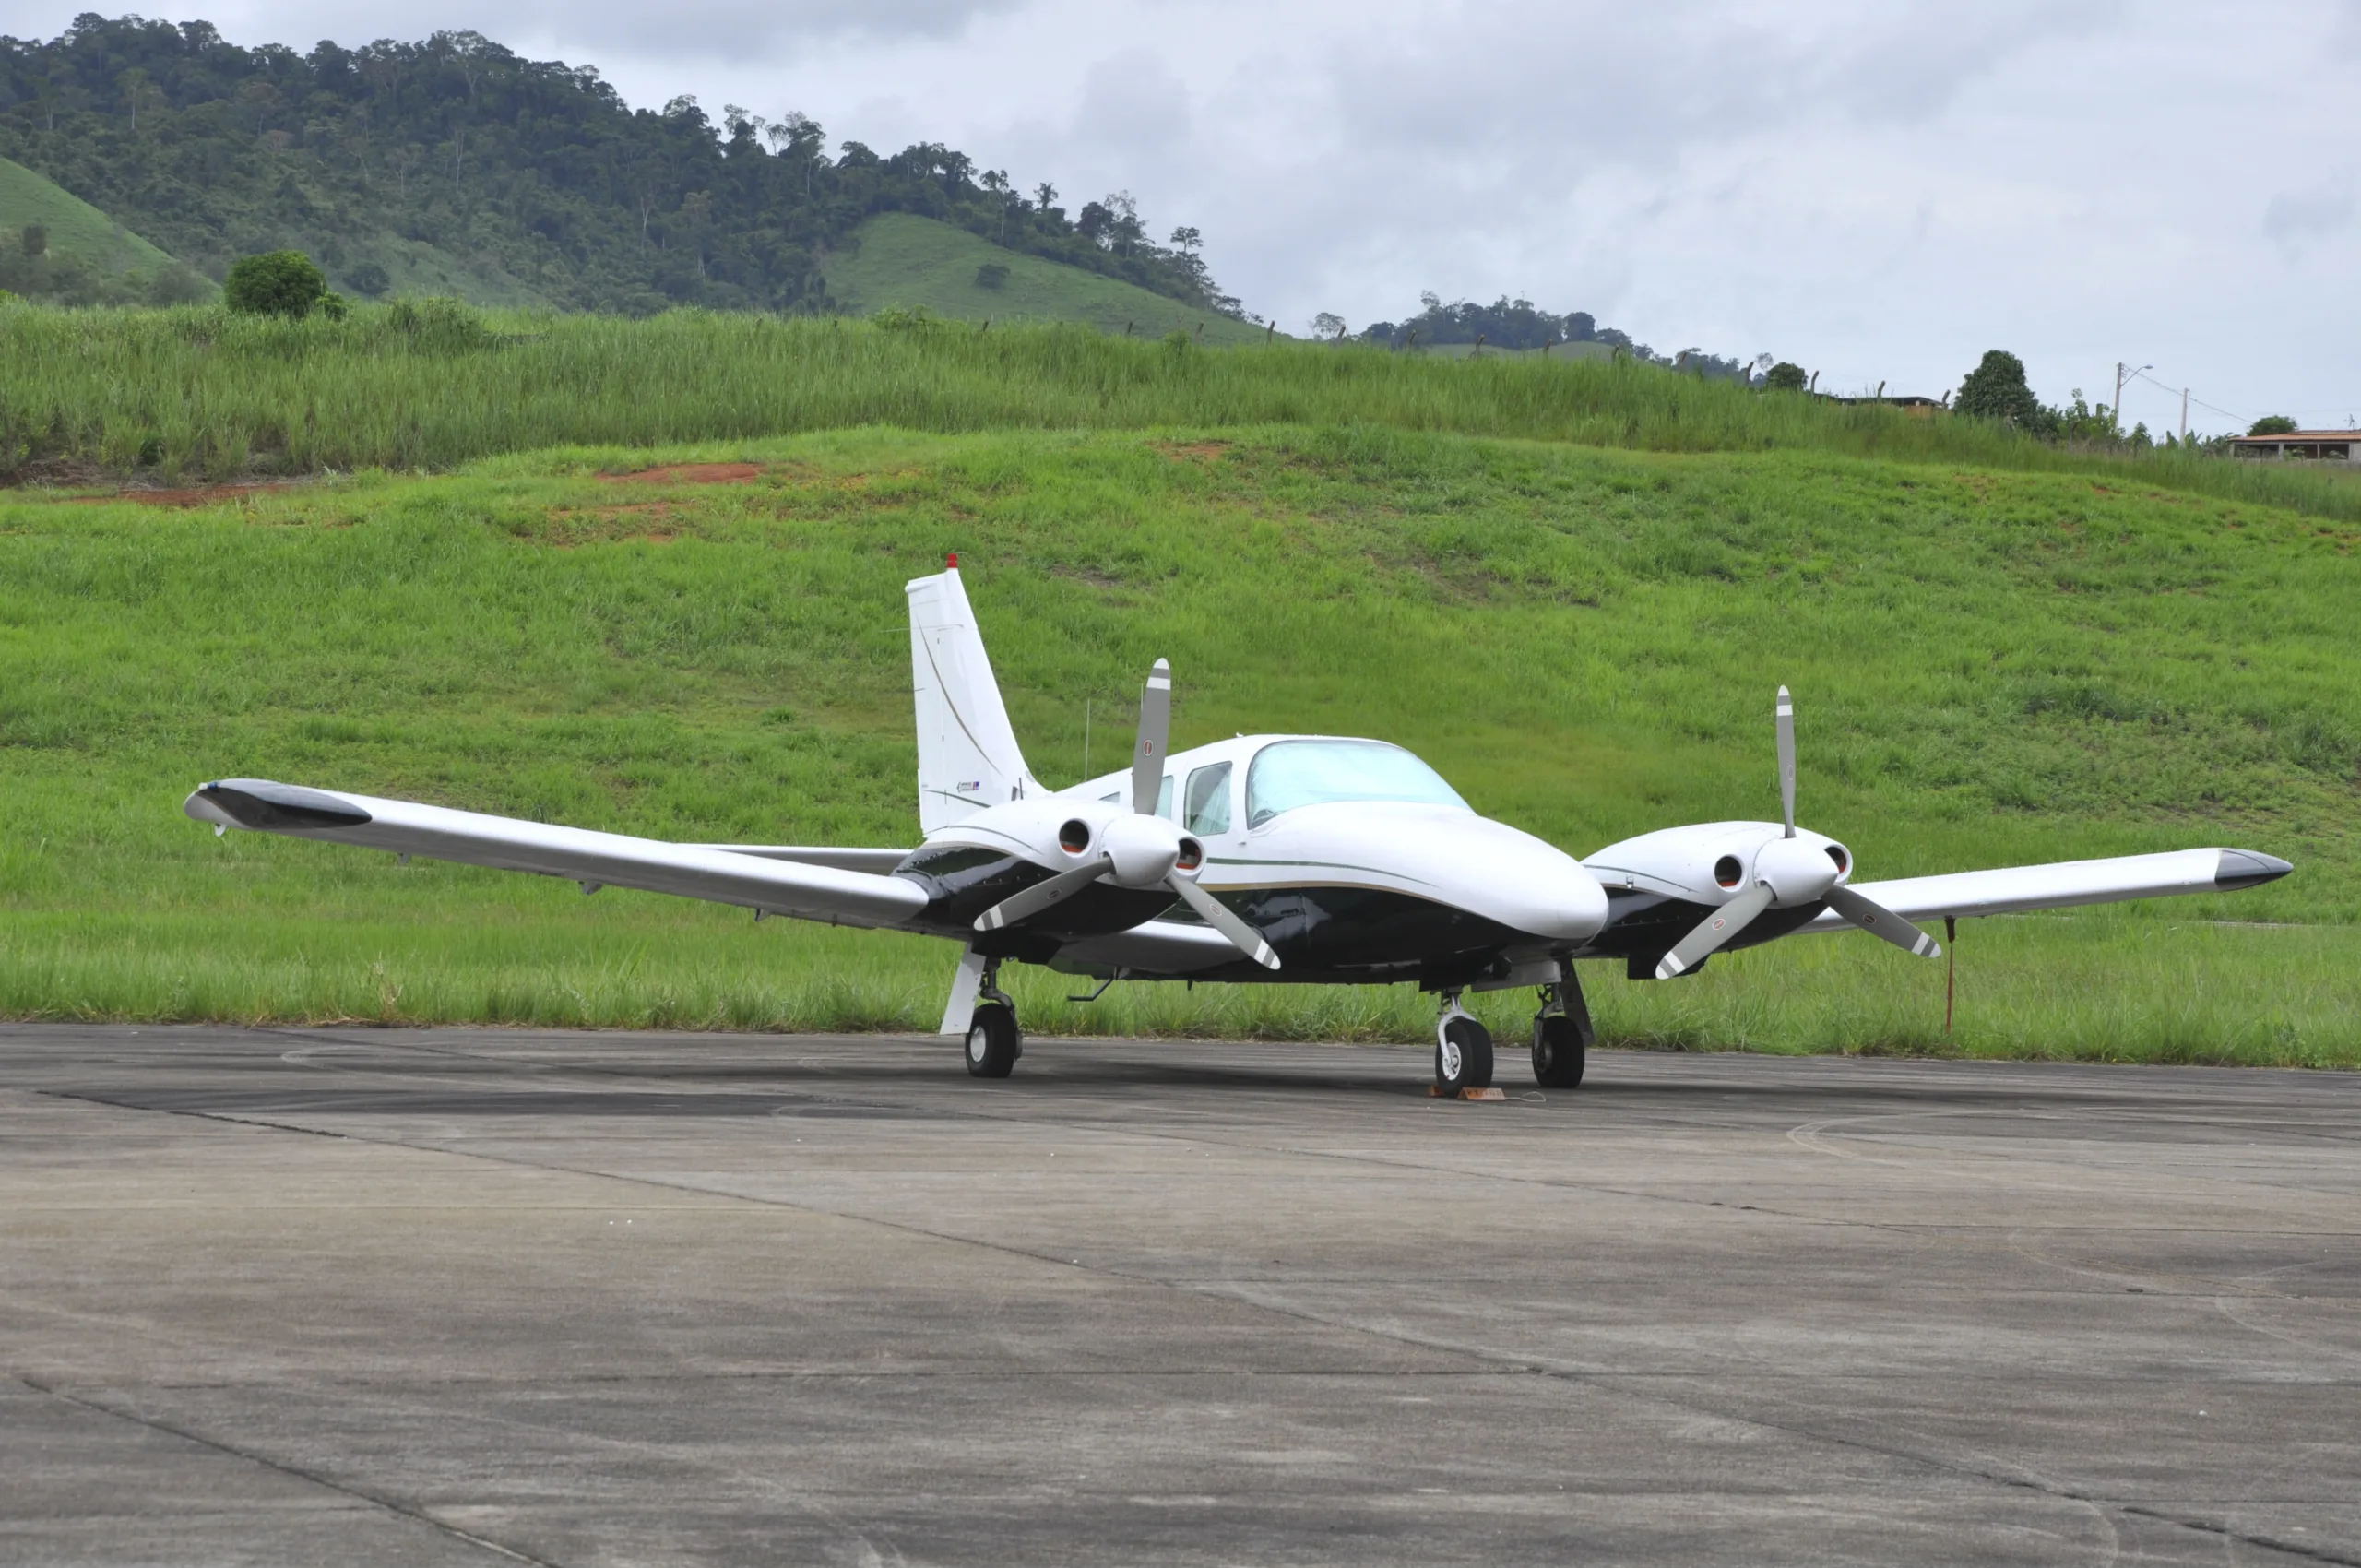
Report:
5,303,2355,526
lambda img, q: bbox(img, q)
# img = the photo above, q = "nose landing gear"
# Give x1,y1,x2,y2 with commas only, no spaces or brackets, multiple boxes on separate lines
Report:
1433,993,1495,1095
964,956,1022,1078
1530,972,1595,1088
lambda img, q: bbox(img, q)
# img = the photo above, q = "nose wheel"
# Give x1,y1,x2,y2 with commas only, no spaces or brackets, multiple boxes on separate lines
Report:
1531,973,1595,1088
963,958,1022,1078
1434,995,1495,1094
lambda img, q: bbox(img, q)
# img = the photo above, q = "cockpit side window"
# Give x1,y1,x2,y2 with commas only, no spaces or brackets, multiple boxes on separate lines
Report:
1184,762,1232,835
1157,775,1174,821
1244,739,1471,827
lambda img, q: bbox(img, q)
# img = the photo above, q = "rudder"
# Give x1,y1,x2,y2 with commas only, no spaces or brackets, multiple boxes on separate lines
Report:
908,561,1033,834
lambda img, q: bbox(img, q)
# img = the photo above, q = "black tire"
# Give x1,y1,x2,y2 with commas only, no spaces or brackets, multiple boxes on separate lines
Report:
1434,1016,1494,1094
964,1003,1019,1079
1531,1013,1585,1088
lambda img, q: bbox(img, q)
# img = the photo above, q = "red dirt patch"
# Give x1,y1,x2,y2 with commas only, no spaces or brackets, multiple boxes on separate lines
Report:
1155,440,1233,465
599,462,763,485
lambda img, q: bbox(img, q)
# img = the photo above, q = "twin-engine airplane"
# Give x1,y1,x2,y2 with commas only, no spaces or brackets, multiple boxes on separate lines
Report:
187,560,2292,1093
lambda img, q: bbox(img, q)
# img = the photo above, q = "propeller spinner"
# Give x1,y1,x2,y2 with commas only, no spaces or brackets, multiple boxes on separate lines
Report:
973,659,1279,969
1655,687,1940,979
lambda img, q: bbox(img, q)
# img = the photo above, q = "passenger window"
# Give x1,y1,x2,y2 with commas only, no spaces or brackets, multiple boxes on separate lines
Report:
1156,775,1174,820
1184,762,1232,835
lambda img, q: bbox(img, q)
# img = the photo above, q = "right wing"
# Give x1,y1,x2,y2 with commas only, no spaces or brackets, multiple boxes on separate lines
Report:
186,779,929,928
1800,847,2291,931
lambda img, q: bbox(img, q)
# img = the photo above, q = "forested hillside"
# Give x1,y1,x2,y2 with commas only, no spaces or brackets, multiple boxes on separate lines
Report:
0,15,1237,316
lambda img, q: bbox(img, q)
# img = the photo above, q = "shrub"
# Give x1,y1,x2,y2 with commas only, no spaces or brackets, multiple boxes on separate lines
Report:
973,263,1009,291
1954,350,2047,429
346,261,390,297
223,250,327,318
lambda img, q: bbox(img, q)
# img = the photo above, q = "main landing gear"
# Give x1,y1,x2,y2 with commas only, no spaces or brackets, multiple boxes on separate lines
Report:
1433,994,1495,1095
964,956,1022,1079
1530,974,1595,1088
1434,971,1596,1095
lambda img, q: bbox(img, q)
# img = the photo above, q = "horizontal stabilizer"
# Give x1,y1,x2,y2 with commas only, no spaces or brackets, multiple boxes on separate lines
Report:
187,780,929,928
1802,847,2291,931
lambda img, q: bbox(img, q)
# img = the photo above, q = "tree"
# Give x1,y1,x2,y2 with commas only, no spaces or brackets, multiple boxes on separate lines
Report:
2248,414,2298,436
1764,362,1808,392
1311,312,1347,339
1953,350,2046,426
19,225,45,258
223,249,328,317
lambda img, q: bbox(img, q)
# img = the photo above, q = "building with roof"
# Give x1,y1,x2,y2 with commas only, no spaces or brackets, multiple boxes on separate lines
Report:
2229,430,2356,462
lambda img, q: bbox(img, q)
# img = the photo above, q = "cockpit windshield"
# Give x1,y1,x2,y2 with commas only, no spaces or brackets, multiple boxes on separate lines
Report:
1244,739,1471,827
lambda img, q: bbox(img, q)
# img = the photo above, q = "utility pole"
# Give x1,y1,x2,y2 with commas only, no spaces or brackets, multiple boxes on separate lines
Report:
2180,386,2189,442
2113,361,2152,437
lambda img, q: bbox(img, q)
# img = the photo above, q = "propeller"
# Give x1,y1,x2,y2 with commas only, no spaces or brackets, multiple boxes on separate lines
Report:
1655,686,1941,979
975,659,1279,969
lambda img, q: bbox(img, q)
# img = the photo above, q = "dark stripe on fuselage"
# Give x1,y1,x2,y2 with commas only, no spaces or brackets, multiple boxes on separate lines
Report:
903,842,1537,981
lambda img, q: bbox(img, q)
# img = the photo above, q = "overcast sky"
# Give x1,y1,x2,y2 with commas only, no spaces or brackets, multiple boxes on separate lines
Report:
23,0,2359,432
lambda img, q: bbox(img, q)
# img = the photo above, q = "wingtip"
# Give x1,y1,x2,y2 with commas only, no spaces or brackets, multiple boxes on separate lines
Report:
2214,849,2293,891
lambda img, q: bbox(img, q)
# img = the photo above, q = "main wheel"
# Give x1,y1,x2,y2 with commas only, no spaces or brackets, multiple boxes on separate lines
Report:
1531,1013,1585,1087
1434,1016,1494,1094
964,1002,1019,1079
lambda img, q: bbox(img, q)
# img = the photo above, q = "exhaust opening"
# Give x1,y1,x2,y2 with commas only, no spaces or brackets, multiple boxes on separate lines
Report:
1714,854,1743,889
1825,844,1849,874
1057,819,1091,855
1175,837,1204,873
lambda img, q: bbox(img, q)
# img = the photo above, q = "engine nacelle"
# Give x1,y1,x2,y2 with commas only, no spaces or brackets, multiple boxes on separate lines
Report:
922,795,1201,886
1584,820,1853,908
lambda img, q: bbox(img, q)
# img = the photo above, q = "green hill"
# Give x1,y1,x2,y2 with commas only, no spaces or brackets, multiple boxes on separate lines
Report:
1,17,1237,318
0,156,208,303
0,423,2353,1060
826,215,1272,343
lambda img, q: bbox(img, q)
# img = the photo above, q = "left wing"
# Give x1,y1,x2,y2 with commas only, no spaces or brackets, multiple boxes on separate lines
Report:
186,778,929,928
682,845,912,874
1800,847,2290,931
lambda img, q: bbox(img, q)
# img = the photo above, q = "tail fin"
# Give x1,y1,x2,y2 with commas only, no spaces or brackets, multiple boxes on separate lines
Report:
908,561,1034,834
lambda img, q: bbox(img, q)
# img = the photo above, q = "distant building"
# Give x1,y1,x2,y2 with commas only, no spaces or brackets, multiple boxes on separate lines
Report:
2230,430,2357,462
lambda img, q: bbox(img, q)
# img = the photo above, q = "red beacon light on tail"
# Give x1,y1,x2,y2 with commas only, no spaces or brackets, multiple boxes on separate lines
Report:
947,552,958,569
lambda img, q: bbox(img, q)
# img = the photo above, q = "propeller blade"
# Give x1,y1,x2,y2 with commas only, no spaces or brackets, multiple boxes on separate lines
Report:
975,855,1110,932
1776,685,1797,838
1132,659,1172,816
1656,882,1775,980
1824,884,1942,958
1167,874,1280,969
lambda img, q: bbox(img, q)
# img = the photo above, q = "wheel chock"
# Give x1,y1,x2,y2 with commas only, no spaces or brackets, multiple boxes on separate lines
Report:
1428,1086,1507,1101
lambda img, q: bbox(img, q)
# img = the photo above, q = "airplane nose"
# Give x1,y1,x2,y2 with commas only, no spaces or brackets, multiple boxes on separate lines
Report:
1430,818,1608,942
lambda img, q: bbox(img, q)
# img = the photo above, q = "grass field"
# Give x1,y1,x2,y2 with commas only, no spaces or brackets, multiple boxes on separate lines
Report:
6,305,2358,534
2,425,2353,1062
825,213,1268,344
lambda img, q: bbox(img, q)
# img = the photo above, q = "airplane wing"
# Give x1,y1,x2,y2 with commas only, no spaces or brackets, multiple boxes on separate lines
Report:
185,778,929,929
1047,918,1245,977
682,846,912,874
1800,847,2290,931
